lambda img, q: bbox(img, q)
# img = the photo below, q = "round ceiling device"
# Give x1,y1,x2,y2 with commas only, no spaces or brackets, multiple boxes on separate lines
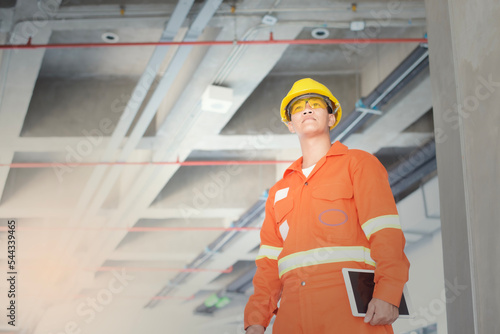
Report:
101,32,120,43
311,27,330,39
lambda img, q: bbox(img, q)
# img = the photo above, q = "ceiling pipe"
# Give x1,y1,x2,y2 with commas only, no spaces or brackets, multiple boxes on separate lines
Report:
93,266,233,273
18,293,193,300
388,140,437,201
72,294,194,300
0,226,260,232
3,159,294,169
331,44,430,142
38,1,425,16
0,37,428,50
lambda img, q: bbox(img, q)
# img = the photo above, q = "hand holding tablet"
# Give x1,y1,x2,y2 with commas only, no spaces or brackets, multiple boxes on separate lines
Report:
342,268,414,319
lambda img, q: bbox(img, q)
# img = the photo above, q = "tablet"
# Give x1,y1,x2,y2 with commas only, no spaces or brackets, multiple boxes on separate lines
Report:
342,268,414,318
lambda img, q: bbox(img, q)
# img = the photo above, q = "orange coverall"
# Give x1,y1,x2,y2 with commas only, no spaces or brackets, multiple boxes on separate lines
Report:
244,141,410,333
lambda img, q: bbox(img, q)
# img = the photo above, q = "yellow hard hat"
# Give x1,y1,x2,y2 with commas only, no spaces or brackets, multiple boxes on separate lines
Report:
280,78,342,130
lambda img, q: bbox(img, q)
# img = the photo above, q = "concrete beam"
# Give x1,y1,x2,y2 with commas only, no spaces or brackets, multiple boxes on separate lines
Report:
0,29,52,203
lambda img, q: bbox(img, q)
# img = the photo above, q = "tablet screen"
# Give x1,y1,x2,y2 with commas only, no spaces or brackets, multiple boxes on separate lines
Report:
346,270,410,316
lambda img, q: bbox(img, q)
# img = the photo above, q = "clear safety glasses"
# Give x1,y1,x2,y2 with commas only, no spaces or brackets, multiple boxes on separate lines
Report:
286,94,337,121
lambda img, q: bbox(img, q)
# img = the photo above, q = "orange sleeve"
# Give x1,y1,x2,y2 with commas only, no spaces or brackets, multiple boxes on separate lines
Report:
352,153,410,307
244,193,283,329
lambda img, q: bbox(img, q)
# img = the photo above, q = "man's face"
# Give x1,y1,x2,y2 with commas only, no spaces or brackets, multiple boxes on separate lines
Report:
286,97,336,137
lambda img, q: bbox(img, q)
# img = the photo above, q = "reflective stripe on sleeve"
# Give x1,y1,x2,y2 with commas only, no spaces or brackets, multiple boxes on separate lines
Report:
277,246,375,278
256,245,283,260
361,214,402,240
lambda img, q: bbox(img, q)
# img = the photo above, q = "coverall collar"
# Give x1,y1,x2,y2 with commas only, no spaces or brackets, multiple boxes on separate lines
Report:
284,141,348,178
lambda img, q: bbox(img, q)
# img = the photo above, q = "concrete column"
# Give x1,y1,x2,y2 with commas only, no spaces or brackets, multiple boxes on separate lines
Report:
425,0,500,333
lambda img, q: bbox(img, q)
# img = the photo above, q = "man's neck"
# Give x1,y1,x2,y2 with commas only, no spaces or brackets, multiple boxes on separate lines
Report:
298,135,332,168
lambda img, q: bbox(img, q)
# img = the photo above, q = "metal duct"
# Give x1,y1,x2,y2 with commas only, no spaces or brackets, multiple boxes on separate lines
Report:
387,140,437,201
331,44,430,143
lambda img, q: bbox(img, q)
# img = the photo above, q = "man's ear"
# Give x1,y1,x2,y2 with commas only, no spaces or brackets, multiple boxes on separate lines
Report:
327,113,336,128
287,121,295,133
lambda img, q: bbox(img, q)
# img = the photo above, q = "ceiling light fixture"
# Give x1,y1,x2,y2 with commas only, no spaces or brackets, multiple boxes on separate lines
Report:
311,27,330,39
101,32,119,43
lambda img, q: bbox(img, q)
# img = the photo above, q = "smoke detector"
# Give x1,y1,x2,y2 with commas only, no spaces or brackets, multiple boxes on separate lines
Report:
262,15,278,26
202,85,233,113
350,21,365,31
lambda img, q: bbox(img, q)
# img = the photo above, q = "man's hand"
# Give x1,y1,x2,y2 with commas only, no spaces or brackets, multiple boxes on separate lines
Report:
246,325,265,334
364,298,398,326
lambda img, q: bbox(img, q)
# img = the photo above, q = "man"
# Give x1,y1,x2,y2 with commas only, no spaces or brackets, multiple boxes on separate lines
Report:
244,78,410,333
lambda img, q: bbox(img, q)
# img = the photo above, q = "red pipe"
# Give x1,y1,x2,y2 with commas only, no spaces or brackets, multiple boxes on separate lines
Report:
8,262,234,273
0,37,427,50
91,266,233,273
72,294,195,300
0,226,260,232
2,160,294,168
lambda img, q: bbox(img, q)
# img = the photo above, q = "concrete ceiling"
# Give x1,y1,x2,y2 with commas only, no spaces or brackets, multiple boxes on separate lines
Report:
0,1,436,333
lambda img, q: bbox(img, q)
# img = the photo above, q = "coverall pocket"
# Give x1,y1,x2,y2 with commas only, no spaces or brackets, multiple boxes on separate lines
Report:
311,183,355,243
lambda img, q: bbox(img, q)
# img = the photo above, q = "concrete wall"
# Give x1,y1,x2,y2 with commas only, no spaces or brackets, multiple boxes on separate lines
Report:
425,0,500,333
393,231,447,334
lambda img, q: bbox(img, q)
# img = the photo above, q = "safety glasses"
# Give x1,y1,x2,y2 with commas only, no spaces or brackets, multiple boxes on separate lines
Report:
286,94,337,121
